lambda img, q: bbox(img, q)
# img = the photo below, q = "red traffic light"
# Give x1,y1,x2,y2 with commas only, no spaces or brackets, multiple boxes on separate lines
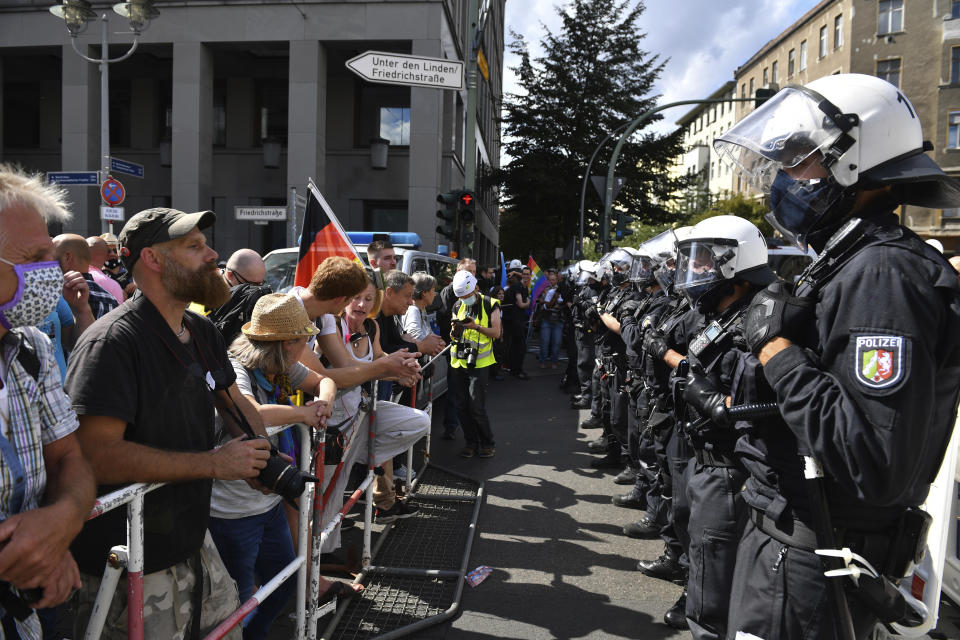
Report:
459,193,473,207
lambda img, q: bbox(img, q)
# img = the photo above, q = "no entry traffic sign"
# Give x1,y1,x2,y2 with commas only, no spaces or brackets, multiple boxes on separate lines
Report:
100,176,125,206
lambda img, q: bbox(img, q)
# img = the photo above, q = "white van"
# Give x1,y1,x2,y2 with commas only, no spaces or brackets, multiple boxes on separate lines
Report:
263,233,458,401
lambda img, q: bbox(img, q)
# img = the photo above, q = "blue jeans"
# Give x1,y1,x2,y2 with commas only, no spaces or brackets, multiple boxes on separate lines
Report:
209,503,296,640
539,318,563,363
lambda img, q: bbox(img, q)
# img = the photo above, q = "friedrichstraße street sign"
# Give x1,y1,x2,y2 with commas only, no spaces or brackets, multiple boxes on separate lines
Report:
48,171,100,186
110,157,144,179
345,51,463,90
234,206,287,222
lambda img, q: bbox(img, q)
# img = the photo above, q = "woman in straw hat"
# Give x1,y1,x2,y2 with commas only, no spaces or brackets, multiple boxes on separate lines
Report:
208,293,361,640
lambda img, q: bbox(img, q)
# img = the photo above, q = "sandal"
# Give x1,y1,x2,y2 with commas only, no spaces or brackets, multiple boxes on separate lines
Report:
317,581,363,607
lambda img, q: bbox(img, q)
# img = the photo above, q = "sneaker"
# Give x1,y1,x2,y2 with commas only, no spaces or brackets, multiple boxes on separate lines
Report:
478,447,496,458
395,465,416,481
375,501,420,524
460,447,476,458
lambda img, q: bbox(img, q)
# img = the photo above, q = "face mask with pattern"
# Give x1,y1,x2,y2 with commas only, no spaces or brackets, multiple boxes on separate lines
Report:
0,259,64,330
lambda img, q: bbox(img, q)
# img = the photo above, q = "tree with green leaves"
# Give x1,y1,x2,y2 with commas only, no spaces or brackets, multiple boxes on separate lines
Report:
499,0,688,266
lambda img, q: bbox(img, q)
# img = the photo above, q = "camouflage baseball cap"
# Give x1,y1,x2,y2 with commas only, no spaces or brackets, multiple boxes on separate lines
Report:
118,207,215,270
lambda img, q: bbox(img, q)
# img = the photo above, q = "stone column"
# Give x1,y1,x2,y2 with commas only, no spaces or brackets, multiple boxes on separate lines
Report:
287,40,327,245
171,42,213,214
61,44,99,235
408,39,445,252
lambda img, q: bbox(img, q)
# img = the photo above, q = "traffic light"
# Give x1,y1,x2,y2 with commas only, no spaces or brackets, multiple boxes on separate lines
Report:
458,190,476,255
754,86,778,109
614,212,635,240
436,191,458,242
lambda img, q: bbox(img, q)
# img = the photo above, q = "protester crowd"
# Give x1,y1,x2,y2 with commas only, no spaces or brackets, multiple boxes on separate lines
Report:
4,73,960,640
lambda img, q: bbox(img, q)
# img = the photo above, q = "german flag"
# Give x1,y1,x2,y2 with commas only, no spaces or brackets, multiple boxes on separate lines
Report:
294,181,362,288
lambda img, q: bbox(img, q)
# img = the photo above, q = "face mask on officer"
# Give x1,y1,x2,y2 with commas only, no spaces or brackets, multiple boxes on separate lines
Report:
767,169,855,250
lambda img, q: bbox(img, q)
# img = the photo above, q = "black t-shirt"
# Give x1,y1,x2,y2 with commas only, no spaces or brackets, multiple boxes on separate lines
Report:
376,311,418,354
504,283,528,326
64,293,236,575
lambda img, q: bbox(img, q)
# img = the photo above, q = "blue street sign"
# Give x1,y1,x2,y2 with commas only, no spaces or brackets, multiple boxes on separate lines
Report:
47,171,100,186
110,157,144,179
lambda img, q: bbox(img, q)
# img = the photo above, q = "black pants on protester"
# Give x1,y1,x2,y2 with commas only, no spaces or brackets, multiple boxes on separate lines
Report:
449,366,495,449
506,320,528,374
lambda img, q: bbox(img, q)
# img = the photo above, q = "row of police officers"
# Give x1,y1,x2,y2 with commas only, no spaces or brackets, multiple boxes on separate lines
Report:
562,74,960,640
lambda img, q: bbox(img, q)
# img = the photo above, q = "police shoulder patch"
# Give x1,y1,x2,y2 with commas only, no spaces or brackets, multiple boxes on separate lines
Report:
853,335,905,390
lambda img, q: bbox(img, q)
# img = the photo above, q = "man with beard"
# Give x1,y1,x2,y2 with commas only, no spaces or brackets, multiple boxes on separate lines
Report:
65,208,271,639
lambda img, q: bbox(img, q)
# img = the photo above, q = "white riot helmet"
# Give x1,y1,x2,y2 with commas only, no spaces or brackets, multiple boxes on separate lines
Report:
631,230,676,286
595,247,635,286
675,216,776,311
575,260,599,286
715,74,960,249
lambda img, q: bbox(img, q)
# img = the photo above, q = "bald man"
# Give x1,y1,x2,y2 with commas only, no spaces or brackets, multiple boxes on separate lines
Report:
53,234,118,320
86,236,125,303
223,248,266,287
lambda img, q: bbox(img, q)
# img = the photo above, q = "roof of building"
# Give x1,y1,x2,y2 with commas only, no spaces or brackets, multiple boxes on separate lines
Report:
734,0,837,79
675,80,736,126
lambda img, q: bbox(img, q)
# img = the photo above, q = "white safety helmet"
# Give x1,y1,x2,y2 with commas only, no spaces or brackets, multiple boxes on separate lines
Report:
631,230,675,286
675,216,776,310
716,74,960,248
575,260,599,286
596,247,635,286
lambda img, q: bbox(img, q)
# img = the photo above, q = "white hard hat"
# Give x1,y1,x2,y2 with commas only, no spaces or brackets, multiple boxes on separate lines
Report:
453,270,477,297
508,259,523,270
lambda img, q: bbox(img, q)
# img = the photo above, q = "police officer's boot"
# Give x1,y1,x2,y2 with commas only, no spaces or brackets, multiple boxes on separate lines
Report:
663,590,689,629
586,437,606,453
613,464,638,485
590,435,622,468
611,486,646,510
637,545,686,584
579,414,603,429
623,516,659,538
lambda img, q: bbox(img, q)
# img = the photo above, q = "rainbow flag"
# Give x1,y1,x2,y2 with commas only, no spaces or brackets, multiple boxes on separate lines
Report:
527,256,548,318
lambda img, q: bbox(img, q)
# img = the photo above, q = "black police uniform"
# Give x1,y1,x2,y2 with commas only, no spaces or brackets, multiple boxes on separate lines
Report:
572,283,600,406
728,212,960,639
681,296,752,640
596,284,642,461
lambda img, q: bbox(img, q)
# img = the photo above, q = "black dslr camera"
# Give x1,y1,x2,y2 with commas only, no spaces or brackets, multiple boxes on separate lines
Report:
246,436,318,505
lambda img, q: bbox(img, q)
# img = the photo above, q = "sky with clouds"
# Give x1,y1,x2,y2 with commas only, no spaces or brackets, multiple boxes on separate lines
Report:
503,0,817,136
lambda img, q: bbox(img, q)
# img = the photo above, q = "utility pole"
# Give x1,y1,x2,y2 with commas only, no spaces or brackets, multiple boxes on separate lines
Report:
463,0,479,192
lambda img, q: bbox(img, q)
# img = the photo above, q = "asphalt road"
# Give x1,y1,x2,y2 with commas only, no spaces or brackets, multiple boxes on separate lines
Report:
414,355,689,640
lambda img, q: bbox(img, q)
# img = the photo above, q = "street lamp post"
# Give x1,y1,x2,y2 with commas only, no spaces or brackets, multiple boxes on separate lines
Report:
50,0,159,233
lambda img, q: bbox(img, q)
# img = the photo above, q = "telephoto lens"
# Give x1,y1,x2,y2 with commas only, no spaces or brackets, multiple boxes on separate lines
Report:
246,436,319,505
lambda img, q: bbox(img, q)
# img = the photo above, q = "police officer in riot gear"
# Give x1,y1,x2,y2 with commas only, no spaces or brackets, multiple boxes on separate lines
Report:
714,74,960,639
573,263,607,432
594,248,645,470
673,216,776,640
569,261,598,409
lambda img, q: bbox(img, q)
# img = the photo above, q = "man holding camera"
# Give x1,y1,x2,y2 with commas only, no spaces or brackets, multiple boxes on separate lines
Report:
449,271,501,458
65,208,271,639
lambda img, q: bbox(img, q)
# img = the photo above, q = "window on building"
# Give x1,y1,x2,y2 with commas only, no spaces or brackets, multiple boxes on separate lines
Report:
379,107,410,145
749,78,755,96
771,61,779,83
788,49,796,77
363,201,408,231
3,82,42,148
109,79,131,149
800,41,807,71
834,14,844,48
878,0,903,35
953,47,960,84
950,111,960,149
953,0,960,19
740,83,746,99
256,79,288,144
819,26,827,58
762,68,768,85
212,82,226,147
876,58,901,88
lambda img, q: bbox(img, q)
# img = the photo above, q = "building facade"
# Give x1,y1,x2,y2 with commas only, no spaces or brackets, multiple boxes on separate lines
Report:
731,0,960,251
672,81,737,213
0,0,505,264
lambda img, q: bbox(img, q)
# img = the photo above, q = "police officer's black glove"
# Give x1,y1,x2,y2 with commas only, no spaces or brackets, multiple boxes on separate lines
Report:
643,329,669,361
583,303,601,326
616,299,642,324
743,281,816,355
683,372,730,427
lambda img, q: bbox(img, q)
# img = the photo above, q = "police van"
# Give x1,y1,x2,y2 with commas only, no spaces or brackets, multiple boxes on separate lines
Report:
263,232,458,401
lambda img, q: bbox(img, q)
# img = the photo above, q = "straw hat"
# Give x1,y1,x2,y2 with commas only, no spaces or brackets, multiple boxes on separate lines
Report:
241,293,319,341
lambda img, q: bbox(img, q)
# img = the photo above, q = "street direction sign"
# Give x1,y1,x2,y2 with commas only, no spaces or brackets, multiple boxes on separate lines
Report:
234,206,287,222
110,157,144,179
100,206,124,222
100,177,125,206
48,171,99,186
345,51,463,90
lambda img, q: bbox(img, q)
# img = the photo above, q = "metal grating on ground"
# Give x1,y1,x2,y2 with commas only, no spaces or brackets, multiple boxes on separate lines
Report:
373,499,475,570
321,463,483,640
411,465,479,500
328,575,457,640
